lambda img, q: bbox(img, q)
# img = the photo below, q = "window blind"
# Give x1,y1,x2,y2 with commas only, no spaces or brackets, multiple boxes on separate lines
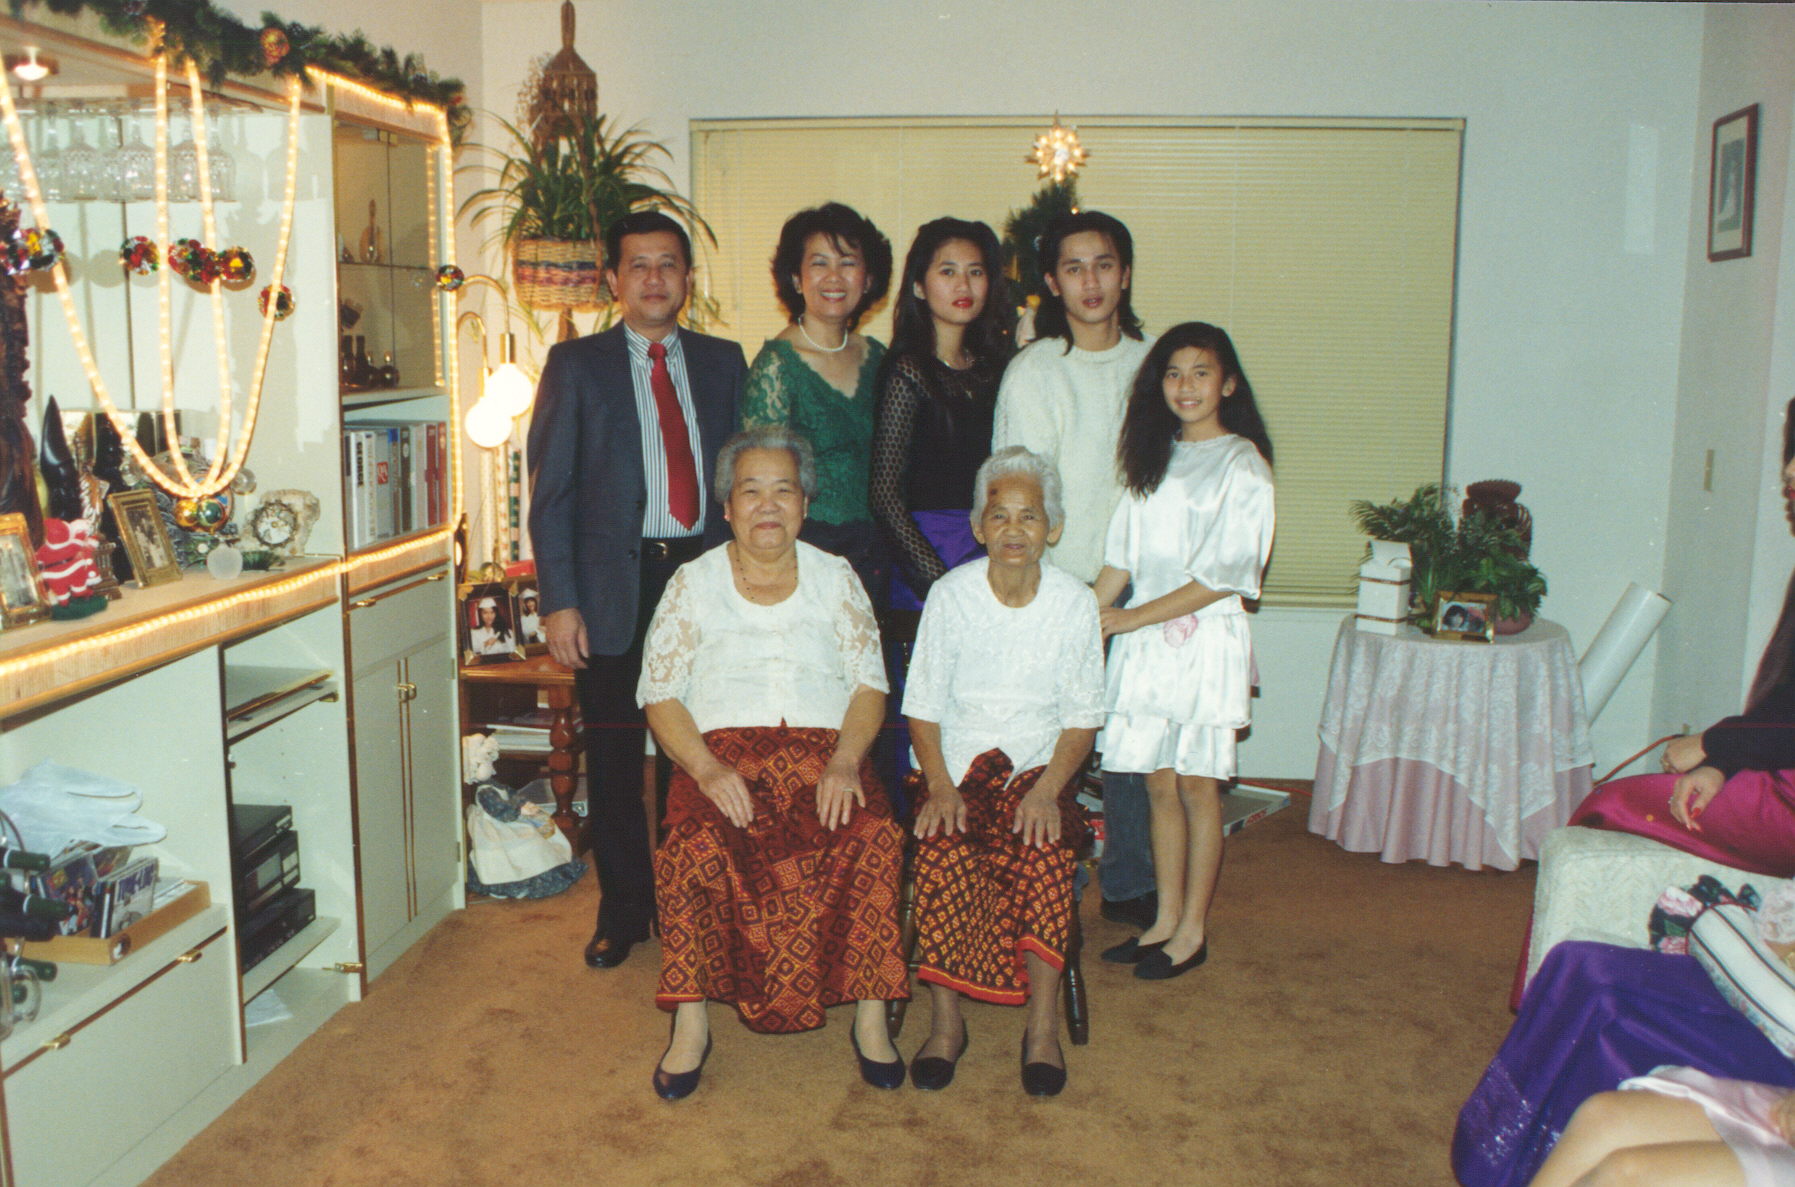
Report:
691,116,1462,605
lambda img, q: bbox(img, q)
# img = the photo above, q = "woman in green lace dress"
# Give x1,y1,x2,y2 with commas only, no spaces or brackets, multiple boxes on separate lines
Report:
741,202,893,598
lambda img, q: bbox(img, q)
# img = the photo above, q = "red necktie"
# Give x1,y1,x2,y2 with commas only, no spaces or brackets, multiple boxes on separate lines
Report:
647,340,699,530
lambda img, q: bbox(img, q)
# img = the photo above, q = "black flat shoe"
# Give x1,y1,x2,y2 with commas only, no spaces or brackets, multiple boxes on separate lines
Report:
584,929,636,969
1100,936,1166,964
1134,941,1208,981
652,1032,712,1101
851,1024,906,1089
1020,1035,1066,1097
910,1020,969,1091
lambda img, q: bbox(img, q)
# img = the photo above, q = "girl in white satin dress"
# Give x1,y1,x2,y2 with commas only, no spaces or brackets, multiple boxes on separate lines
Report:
1093,322,1274,981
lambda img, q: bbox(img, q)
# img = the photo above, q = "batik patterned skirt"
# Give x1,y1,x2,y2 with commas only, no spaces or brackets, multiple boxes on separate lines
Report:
908,749,1089,1005
654,725,907,1033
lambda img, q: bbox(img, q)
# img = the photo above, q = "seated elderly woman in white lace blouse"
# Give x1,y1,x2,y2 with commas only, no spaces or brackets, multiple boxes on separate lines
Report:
637,425,909,1102
902,446,1106,1098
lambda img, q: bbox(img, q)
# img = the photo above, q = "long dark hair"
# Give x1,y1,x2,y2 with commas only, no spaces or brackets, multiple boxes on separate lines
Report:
1117,321,1273,497
1033,210,1145,350
1748,396,1795,710
881,217,1012,388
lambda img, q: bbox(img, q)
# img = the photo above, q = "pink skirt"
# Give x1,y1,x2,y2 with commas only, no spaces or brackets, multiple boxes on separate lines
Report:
1568,767,1795,878
1622,1066,1795,1186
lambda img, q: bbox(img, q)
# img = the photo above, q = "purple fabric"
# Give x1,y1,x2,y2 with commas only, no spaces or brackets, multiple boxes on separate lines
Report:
888,509,981,612
1570,768,1795,878
1309,749,1589,871
1453,941,1795,1187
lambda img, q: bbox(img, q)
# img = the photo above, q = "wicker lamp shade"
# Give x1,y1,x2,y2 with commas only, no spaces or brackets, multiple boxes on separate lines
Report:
530,1,598,149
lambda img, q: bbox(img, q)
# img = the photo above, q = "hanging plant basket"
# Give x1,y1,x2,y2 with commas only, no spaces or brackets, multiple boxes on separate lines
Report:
512,238,602,311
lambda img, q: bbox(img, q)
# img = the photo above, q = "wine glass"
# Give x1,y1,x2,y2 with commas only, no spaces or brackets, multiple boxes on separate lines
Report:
115,118,154,204
61,114,102,201
169,132,199,203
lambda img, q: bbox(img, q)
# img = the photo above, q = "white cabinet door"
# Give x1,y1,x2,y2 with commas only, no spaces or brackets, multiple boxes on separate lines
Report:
351,659,410,970
4,931,234,1187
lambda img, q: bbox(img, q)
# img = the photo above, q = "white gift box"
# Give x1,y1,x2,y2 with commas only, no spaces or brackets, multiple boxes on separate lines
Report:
1355,540,1412,635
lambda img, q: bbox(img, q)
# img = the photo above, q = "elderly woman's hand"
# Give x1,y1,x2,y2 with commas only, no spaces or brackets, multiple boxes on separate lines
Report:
914,782,967,838
1013,785,1063,849
816,756,866,830
695,757,755,828
1774,1090,1795,1143
1669,766,1725,831
1662,733,1707,774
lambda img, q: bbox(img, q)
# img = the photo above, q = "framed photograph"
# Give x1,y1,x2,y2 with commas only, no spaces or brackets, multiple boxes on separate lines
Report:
1708,103,1759,262
1433,591,1496,643
511,580,546,655
459,581,524,665
0,513,51,627
108,490,181,587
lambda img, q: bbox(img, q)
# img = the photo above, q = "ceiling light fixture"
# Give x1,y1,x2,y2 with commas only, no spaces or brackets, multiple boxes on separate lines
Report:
7,48,55,83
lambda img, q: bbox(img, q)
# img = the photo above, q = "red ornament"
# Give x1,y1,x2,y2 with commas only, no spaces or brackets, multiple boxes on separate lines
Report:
119,235,159,275
260,27,291,68
258,284,295,321
218,246,256,286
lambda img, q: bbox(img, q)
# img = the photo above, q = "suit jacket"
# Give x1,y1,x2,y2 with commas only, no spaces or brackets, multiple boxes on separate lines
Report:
526,323,745,656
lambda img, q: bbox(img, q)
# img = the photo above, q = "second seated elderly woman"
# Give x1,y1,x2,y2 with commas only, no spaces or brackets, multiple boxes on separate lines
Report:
638,425,909,1100
903,446,1106,1097
740,202,893,597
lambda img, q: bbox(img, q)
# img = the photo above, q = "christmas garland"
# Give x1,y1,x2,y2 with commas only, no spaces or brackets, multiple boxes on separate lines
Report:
7,0,469,138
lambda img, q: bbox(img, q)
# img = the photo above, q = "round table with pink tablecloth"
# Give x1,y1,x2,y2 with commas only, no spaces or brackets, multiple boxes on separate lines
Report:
1308,617,1593,871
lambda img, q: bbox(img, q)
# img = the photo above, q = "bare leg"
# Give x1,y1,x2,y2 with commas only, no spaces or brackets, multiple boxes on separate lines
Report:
916,982,966,1061
854,998,900,1062
661,1000,709,1073
1138,768,1185,946
1021,951,1064,1069
1162,775,1222,964
1529,1090,1741,1187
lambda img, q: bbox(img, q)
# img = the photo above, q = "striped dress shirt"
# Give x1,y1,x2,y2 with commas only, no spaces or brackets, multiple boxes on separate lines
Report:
623,323,708,538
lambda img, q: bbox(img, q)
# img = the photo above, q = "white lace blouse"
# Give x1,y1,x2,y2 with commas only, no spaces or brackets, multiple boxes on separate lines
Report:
635,541,889,733
902,558,1107,784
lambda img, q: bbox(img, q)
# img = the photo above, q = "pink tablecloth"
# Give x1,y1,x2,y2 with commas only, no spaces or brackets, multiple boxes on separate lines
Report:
1308,617,1594,871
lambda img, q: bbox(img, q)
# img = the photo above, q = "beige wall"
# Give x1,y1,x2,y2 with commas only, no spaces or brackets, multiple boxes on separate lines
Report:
1654,3,1795,739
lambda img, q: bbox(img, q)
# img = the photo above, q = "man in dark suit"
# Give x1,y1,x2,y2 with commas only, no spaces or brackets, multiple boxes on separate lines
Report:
527,209,746,969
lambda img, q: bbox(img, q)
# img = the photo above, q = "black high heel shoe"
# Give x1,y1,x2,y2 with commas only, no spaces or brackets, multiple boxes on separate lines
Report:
652,1024,713,1101
1020,1031,1066,1097
910,1020,969,1091
1100,936,1166,964
851,1023,906,1089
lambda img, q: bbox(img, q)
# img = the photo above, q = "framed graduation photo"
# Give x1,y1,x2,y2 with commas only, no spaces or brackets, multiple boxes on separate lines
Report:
108,490,181,587
1708,103,1758,262
459,581,525,665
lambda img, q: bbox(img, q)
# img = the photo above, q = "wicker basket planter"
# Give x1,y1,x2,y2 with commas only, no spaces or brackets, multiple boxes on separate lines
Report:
512,238,602,311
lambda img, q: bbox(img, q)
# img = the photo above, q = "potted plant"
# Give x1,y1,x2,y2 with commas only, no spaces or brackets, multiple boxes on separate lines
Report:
1350,483,1547,632
459,111,712,316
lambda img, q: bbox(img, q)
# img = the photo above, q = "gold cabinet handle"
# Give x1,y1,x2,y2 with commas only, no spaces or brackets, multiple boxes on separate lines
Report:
396,681,418,702
175,949,204,964
42,1032,71,1052
424,572,447,582
349,598,378,609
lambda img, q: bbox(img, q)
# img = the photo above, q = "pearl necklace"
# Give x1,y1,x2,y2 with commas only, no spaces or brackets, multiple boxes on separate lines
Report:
796,317,849,353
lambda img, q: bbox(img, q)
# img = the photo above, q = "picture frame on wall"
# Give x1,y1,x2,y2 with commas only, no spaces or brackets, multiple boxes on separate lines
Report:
1433,591,1496,643
107,490,181,587
459,580,525,665
1708,103,1758,262
0,513,51,628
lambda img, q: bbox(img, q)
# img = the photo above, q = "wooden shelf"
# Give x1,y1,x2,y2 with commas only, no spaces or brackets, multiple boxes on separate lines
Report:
0,560,340,724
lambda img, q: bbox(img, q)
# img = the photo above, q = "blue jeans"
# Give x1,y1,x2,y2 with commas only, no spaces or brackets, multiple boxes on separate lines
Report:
1097,769,1154,901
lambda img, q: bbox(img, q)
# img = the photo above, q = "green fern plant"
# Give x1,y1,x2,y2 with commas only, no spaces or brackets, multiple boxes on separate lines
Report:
1350,483,1546,623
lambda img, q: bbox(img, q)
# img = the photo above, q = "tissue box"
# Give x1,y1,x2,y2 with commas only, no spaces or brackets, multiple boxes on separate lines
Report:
1356,540,1412,635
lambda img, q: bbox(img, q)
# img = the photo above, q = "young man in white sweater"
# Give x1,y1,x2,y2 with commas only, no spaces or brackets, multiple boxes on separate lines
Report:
993,211,1157,929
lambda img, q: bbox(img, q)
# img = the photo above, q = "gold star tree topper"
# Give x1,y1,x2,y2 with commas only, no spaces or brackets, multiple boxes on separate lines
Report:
1027,117,1088,183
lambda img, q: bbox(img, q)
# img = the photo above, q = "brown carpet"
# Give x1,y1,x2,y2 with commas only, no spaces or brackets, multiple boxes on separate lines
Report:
146,809,1529,1187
